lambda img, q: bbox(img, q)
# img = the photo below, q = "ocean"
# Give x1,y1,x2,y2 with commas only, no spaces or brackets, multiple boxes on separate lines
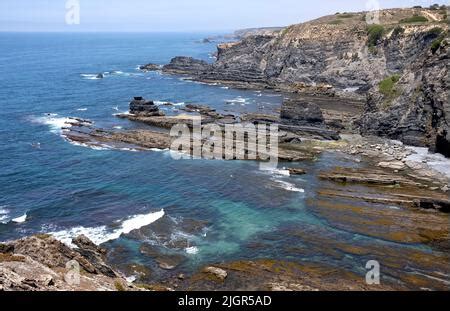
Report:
0,32,447,286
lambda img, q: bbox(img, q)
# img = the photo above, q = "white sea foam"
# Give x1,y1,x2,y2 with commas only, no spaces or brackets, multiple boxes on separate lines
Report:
272,179,305,193
68,140,141,152
76,108,88,111
185,246,199,255
0,207,9,224
31,114,75,134
269,168,290,176
0,208,28,224
154,100,169,106
80,74,102,80
12,213,27,223
150,148,170,152
113,111,133,117
68,141,110,151
49,209,165,246
50,225,110,246
226,97,247,105
120,209,165,235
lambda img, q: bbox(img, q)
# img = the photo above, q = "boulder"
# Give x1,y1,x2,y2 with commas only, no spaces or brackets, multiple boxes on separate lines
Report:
288,168,306,175
202,266,228,281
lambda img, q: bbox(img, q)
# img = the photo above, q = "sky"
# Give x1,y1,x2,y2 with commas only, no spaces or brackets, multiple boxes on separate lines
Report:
0,0,448,32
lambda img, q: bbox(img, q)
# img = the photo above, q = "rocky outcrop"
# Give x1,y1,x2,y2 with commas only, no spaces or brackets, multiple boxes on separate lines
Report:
0,235,136,291
158,8,448,154
129,97,165,116
162,57,211,75
139,63,162,71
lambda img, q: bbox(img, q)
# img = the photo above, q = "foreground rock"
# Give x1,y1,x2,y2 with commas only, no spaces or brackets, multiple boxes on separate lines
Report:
0,235,137,291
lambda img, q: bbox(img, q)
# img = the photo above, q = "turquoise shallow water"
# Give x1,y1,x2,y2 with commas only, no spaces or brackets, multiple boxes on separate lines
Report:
1,33,447,286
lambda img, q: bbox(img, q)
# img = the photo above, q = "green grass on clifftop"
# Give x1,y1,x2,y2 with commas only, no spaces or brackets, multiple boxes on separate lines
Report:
329,20,344,25
337,13,355,19
431,34,448,53
399,15,428,23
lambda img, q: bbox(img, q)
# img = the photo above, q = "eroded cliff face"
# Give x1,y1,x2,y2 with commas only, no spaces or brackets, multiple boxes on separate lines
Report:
360,28,449,155
162,8,449,154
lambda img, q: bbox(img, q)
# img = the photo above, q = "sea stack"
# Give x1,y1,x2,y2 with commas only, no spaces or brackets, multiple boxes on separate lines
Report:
129,97,165,116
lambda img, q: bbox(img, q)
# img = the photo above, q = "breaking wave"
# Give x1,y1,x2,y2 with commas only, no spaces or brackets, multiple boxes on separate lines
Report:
30,114,76,134
49,209,165,246
0,207,9,224
12,213,27,223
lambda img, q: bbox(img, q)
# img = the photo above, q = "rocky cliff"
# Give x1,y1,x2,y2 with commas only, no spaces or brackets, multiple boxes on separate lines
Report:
359,25,449,156
161,7,449,155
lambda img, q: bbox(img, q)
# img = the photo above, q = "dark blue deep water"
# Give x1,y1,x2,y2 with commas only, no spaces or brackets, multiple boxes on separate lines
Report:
1,33,447,286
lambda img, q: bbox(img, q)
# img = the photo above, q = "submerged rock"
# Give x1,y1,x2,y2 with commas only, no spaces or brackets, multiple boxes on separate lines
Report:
185,259,396,291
